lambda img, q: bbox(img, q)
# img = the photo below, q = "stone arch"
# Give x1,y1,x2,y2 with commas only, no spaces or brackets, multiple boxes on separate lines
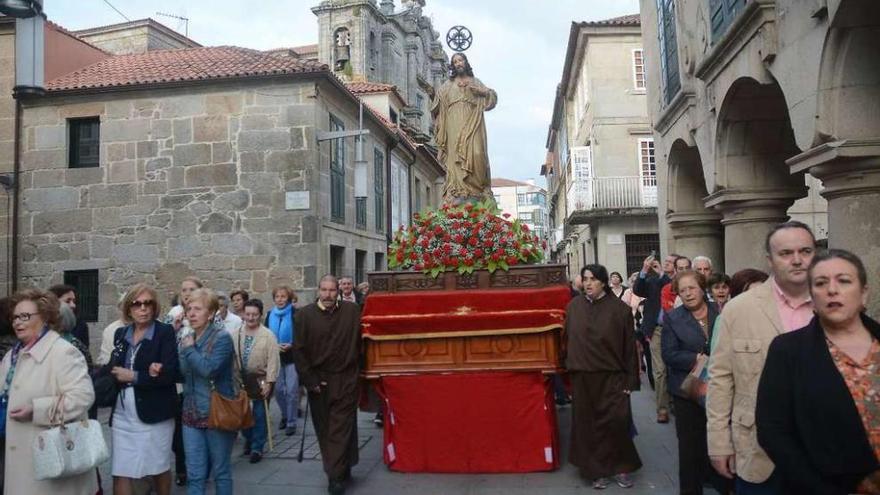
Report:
666,139,724,269
713,77,803,191
708,76,807,272
815,1,880,144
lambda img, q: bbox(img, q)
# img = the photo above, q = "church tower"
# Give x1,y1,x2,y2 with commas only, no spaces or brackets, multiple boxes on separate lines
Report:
311,0,448,137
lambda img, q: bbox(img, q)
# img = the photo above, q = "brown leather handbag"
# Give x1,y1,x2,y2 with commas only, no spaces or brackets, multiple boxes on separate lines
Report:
206,328,255,431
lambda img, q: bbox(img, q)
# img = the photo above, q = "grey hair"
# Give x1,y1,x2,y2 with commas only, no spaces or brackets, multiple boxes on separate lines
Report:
320,274,340,288
693,256,713,268
58,303,77,333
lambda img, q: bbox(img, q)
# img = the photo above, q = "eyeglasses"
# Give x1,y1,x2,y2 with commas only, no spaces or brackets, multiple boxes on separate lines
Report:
131,300,155,309
12,312,35,322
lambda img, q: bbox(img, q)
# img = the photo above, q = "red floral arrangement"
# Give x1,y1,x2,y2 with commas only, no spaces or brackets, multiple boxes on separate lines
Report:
388,200,547,277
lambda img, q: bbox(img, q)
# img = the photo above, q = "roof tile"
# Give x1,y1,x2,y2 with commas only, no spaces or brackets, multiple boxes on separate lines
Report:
46,45,328,92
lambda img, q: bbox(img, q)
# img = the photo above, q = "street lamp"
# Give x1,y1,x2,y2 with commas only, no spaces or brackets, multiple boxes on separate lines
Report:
0,0,42,18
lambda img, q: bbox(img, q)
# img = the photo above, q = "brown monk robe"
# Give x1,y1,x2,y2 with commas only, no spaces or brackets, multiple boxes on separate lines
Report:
564,266,642,485
292,276,362,495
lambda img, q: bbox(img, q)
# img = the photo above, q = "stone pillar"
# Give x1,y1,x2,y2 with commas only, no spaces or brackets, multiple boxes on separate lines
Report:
705,188,806,274
405,42,418,104
788,139,880,317
666,211,724,271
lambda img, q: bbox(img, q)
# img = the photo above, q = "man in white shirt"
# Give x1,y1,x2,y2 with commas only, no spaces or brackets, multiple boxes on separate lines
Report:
337,277,363,305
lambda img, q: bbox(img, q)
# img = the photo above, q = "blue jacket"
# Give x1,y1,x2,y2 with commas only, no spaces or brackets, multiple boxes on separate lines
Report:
179,323,235,424
661,304,718,400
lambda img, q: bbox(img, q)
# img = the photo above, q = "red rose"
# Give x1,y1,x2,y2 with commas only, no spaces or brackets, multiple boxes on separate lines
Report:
491,252,501,261
409,252,418,261
443,234,452,242
468,237,478,246
483,239,493,248
454,234,464,243
434,226,444,235
474,249,484,258
464,258,474,266
442,243,452,253
414,263,423,270
459,247,469,257
464,203,474,211
502,213,511,219
542,241,548,249
396,252,405,262
506,256,518,265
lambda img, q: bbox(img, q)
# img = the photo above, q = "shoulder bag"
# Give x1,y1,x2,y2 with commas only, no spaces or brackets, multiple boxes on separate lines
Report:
206,327,255,431
33,396,109,480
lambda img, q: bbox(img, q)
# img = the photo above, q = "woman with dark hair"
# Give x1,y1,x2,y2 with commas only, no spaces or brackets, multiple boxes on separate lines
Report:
729,268,769,299
48,284,90,347
707,273,732,311
231,299,280,464
1,289,96,494
97,283,179,495
662,270,732,495
565,264,641,489
757,249,880,494
609,271,627,299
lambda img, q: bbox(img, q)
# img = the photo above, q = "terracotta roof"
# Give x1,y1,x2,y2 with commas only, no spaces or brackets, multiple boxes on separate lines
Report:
347,82,396,94
292,44,318,56
46,45,328,92
491,178,531,188
581,13,640,27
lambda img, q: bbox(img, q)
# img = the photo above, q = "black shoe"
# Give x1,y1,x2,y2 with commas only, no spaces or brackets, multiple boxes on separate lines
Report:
328,480,346,495
373,412,384,427
249,451,262,464
280,417,287,430
241,444,251,457
285,425,297,436
175,473,187,486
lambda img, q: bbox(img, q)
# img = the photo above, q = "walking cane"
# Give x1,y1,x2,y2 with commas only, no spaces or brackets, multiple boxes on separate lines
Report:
261,380,274,452
297,396,310,463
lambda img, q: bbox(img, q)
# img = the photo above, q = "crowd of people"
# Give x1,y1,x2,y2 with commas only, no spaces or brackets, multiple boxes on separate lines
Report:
0,220,878,494
0,275,370,495
565,220,880,494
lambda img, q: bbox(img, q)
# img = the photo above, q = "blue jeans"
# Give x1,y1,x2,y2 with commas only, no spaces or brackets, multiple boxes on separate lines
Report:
243,399,267,453
182,425,235,495
736,471,783,495
275,363,299,427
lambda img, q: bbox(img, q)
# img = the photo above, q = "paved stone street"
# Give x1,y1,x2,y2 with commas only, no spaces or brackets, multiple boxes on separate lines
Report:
98,377,701,494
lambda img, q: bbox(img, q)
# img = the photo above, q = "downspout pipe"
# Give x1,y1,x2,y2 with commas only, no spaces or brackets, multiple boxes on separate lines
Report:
10,97,21,293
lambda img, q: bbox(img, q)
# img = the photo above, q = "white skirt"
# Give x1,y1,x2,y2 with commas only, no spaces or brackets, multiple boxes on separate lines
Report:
111,387,174,478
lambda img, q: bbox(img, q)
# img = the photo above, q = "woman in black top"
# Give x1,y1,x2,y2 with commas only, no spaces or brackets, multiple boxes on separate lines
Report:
757,249,880,494
98,283,179,495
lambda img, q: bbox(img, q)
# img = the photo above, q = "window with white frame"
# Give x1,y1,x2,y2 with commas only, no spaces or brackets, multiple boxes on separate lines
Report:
638,139,658,205
632,49,646,90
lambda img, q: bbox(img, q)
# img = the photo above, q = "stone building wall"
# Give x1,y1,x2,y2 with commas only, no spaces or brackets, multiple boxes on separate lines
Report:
17,79,334,345
0,20,15,297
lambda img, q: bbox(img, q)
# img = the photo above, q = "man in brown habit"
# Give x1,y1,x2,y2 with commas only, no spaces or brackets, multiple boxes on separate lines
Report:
293,274,362,495
564,263,642,489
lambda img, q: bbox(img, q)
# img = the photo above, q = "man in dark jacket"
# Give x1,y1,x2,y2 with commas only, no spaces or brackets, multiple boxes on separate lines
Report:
632,253,676,423
293,275,362,495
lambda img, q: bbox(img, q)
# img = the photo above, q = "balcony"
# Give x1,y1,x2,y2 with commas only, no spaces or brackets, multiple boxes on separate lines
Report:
566,176,657,224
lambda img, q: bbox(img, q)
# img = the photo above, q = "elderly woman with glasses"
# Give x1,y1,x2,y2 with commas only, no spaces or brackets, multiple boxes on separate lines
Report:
0,289,96,495
96,283,179,495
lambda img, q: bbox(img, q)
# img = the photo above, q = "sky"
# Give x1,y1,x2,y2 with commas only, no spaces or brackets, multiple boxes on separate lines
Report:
46,0,641,189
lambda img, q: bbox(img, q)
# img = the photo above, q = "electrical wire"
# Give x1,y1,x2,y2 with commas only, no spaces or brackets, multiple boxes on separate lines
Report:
102,0,130,21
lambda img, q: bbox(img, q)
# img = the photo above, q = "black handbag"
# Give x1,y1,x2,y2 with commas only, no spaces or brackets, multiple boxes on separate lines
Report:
93,327,127,408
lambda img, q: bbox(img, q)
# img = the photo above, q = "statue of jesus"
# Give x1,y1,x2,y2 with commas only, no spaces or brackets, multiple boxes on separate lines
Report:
431,52,497,204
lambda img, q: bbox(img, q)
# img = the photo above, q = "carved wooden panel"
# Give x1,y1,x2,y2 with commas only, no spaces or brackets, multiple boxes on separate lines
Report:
489,271,540,288
363,330,561,377
367,264,568,293
394,276,444,291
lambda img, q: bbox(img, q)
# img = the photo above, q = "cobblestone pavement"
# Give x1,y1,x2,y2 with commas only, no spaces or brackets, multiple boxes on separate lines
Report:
98,377,706,494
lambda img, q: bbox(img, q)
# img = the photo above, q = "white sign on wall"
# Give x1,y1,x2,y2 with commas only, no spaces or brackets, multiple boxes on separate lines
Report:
606,234,623,245
285,191,310,210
